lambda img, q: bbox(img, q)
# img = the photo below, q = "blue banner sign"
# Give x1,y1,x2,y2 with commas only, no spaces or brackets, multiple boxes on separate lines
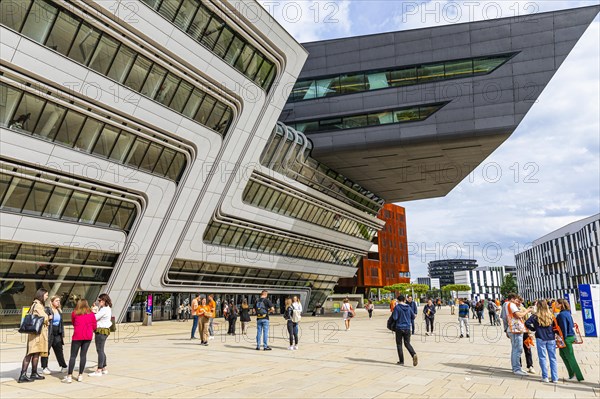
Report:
578,284,597,337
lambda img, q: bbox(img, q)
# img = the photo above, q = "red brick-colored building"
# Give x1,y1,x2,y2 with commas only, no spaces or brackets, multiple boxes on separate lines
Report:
337,204,410,294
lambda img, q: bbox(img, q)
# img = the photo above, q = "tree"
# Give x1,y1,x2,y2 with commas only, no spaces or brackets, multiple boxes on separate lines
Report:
442,284,472,298
500,274,518,297
411,284,430,298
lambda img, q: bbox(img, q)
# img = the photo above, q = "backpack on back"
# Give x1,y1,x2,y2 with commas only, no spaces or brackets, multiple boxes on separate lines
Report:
256,299,268,319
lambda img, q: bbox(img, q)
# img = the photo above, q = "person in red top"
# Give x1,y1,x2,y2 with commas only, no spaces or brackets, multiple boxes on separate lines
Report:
62,299,96,383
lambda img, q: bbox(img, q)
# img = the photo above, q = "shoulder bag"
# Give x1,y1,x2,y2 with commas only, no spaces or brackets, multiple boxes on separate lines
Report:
19,303,44,334
507,304,526,334
552,317,566,349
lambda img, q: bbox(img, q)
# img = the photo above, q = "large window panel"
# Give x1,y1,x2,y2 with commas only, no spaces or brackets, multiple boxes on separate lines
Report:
92,125,120,157
194,95,216,126
1,177,33,212
255,61,274,88
167,152,186,181
20,181,53,216
74,118,103,152
89,34,120,75
1,83,23,127
157,0,182,22
188,5,211,40
68,23,100,65
61,191,89,222
124,137,150,168
215,108,231,134
1,0,32,31
388,68,417,87
224,36,244,65
173,0,197,31
107,45,136,83
139,142,163,171
339,73,366,94
54,110,86,147
41,186,72,218
213,26,234,58
21,0,57,44
445,59,473,78
94,198,119,227
140,63,167,99
169,81,193,113
33,102,65,139
124,55,152,92
201,16,225,50
11,92,44,132
417,63,445,82
111,202,135,230
245,52,264,80
205,102,226,131
155,73,179,106
182,89,203,119
153,148,176,176
79,195,105,224
234,44,254,74
108,130,134,162
45,10,79,56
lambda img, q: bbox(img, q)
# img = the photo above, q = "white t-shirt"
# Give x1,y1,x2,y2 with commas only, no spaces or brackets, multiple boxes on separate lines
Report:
292,302,303,313
95,306,112,328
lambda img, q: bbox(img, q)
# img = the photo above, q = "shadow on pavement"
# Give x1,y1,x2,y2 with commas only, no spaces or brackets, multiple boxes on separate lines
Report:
345,357,398,366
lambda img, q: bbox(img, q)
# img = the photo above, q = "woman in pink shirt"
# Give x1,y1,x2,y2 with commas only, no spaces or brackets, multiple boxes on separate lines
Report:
62,300,96,383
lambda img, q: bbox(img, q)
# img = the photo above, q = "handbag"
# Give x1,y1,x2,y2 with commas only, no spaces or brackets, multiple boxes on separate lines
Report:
109,316,117,332
573,323,584,344
552,317,566,349
19,303,44,334
507,304,526,334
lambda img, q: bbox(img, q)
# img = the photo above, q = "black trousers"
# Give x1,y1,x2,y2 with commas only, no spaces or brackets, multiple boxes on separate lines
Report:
425,317,434,333
367,310,373,319
394,329,416,364
227,317,237,334
521,333,534,368
68,340,91,375
488,311,496,325
287,320,298,345
95,333,108,369
41,330,67,369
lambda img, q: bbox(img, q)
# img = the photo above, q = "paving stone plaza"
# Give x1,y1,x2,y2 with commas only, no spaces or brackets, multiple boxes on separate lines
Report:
1,307,598,398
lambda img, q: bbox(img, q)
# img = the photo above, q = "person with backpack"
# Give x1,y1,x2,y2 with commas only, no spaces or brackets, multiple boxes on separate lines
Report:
283,298,299,350
423,298,436,336
227,301,238,335
458,298,470,338
391,295,418,366
475,300,484,324
488,300,498,326
240,299,251,335
254,290,274,350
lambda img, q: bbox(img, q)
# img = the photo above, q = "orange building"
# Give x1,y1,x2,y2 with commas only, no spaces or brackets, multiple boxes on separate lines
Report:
337,204,410,294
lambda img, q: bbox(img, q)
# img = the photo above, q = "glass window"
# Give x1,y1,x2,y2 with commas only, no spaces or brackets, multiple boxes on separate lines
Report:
1,0,32,31
173,0,197,31
45,11,79,56
213,26,234,58
167,152,186,180
343,114,368,130
61,191,89,222
109,130,135,162
387,68,417,87
111,202,135,230
215,108,231,134
194,95,216,125
234,44,254,74
125,137,150,167
153,148,176,176
182,89,203,119
188,5,210,40
79,195,105,223
74,118,103,152
92,125,120,157
107,45,136,83
42,186,71,218
157,0,181,22
224,36,244,65
365,72,389,90
11,92,43,133
263,66,276,90
474,56,506,74
169,81,193,113
33,102,66,139
201,16,224,50
155,73,179,106
418,63,445,82
294,121,318,133
68,23,100,65
315,77,340,98
21,0,57,44
245,52,264,80
89,34,120,75
445,59,473,78
339,73,366,94
140,63,167,99
367,111,393,126
255,61,274,88
419,105,441,119
319,117,343,131
94,198,119,227
0,83,22,127
139,142,163,171
55,110,86,147
124,55,152,92
205,102,226,131
394,107,419,122
1,177,33,212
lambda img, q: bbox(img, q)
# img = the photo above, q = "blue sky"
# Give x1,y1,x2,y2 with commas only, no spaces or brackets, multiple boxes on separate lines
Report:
260,1,600,278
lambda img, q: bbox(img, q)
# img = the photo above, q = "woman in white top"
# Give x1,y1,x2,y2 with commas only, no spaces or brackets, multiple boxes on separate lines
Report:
292,296,303,313
89,293,112,377
341,298,353,331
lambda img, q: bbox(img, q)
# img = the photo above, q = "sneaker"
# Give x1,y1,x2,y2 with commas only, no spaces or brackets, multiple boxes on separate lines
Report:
263,347,272,351
425,332,429,336
62,376,72,384
42,368,52,375
190,337,196,340
459,334,464,338
77,375,83,382
396,362,404,366
552,380,558,384
209,336,215,340
541,378,549,383
412,354,418,367
466,334,470,338
88,371,102,377
568,376,578,382
101,370,108,375
60,367,67,373
293,345,298,350
528,367,536,374
256,347,260,350
288,346,294,350
514,370,528,376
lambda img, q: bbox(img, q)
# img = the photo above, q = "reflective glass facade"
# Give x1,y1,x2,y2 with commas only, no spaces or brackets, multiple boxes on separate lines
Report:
140,0,276,91
289,53,518,102
0,163,138,231
243,174,378,240
0,240,118,326
0,0,233,135
167,259,337,309
204,221,361,266
261,124,384,215
0,80,188,181
291,102,447,134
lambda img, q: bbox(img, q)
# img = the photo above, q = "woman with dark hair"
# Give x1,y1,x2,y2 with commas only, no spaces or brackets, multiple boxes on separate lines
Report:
62,299,96,383
240,299,251,335
89,293,112,377
41,295,67,375
18,288,49,383
556,299,584,382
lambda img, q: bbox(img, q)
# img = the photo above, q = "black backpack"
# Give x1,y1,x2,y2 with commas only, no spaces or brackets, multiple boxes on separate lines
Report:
256,299,268,319
387,313,395,331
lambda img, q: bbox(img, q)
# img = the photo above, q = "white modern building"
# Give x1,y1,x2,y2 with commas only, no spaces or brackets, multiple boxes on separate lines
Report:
454,266,506,300
1,1,598,325
416,277,440,290
515,214,600,302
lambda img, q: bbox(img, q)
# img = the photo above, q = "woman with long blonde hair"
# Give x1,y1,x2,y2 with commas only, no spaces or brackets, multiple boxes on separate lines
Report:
525,300,559,383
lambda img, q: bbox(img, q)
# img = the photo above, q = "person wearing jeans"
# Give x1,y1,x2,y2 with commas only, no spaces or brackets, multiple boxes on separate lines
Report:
89,293,112,377
525,300,558,383
254,290,274,350
190,294,200,339
458,299,470,338
506,296,532,376
63,300,97,383
392,295,418,366
284,298,299,350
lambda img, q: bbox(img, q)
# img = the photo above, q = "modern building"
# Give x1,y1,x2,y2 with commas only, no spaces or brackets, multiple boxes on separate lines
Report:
1,1,598,325
416,277,441,290
515,214,600,302
454,266,506,300
337,203,409,294
504,265,518,281
428,259,478,287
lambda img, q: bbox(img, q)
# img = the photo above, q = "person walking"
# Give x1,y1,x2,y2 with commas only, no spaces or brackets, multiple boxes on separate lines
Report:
504,295,532,376
41,295,67,375
208,294,217,340
197,297,211,345
18,288,50,383
392,295,418,366
240,299,251,335
470,299,477,319
407,296,417,334
89,293,112,377
423,299,436,336
458,299,470,338
365,300,374,319
227,301,238,335
190,294,200,339
475,300,484,324
283,298,299,350
488,300,498,326
62,299,97,383
556,299,584,382
341,298,354,331
525,300,559,383
254,290,274,350
450,298,456,315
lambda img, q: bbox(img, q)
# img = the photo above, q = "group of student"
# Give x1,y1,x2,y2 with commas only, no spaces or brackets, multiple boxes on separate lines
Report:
19,288,113,384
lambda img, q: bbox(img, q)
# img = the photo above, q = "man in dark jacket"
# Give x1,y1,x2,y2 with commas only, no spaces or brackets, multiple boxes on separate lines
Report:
392,295,418,366
407,295,418,334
